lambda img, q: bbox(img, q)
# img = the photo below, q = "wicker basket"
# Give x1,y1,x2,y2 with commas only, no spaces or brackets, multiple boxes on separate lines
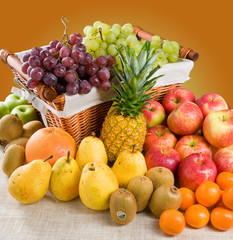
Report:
0,26,199,145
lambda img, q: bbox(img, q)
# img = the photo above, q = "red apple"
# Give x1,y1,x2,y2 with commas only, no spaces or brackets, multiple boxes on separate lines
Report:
175,134,212,160
178,152,217,191
145,146,181,174
167,101,203,136
162,87,195,114
144,125,177,152
203,110,233,148
196,93,230,118
213,146,233,173
142,100,166,128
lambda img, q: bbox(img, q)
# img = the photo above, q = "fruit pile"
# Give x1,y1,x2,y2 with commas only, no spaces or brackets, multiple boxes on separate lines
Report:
83,21,180,69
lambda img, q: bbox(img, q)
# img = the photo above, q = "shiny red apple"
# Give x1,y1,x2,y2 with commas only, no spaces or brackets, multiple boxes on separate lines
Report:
203,110,233,148
162,87,195,114
196,93,230,118
167,101,203,136
175,134,212,160
178,152,217,191
145,146,181,174
213,146,233,173
142,100,166,128
144,125,177,152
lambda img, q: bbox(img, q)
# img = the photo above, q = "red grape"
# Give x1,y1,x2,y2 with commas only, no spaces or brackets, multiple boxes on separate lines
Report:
68,63,79,71
99,80,111,91
96,55,107,68
49,48,59,59
21,62,30,74
73,43,86,52
62,57,74,68
97,67,110,81
53,63,66,78
27,78,38,89
89,75,100,87
31,47,43,56
40,49,50,59
56,41,63,50
30,67,44,81
54,82,67,95
66,82,79,95
43,56,57,70
79,80,92,94
22,53,31,62
27,66,33,75
86,64,99,76
69,33,83,46
28,55,42,68
82,53,93,66
71,50,85,64
49,40,59,48
64,70,77,83
60,46,71,58
43,72,58,86
106,55,116,67
77,65,87,79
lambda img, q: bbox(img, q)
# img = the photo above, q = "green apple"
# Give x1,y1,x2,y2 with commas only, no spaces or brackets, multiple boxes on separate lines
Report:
4,94,28,111
11,105,38,124
0,102,10,118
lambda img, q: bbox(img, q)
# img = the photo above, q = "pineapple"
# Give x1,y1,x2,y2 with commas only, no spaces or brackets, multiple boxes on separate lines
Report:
100,41,163,162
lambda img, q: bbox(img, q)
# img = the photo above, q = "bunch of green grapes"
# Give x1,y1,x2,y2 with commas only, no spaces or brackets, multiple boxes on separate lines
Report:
82,21,180,70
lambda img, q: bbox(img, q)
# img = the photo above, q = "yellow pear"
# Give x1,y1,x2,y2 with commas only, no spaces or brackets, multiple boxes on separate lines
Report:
8,155,53,204
79,162,118,210
76,133,107,170
112,147,147,188
50,152,81,201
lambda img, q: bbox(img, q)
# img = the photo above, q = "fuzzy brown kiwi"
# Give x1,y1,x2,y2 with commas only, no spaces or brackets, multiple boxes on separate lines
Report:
110,188,137,225
127,175,153,212
145,167,174,190
2,144,25,177
5,137,28,152
149,184,182,218
0,115,23,145
21,120,44,139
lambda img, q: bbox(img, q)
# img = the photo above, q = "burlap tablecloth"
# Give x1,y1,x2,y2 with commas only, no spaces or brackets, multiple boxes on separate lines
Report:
0,147,232,240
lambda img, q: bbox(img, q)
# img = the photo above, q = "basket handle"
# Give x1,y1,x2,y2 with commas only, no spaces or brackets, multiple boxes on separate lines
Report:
133,26,199,61
0,49,58,102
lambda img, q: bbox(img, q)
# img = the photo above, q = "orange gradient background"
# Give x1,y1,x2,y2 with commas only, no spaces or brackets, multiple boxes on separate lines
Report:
0,1,232,106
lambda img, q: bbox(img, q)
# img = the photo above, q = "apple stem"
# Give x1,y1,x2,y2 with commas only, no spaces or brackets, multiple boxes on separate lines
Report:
66,151,70,162
43,155,53,162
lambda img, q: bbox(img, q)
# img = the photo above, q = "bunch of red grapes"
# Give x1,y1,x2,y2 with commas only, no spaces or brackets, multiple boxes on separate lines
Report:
21,33,116,95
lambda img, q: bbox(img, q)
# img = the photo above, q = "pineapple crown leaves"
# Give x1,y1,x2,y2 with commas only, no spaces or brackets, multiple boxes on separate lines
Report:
111,41,164,117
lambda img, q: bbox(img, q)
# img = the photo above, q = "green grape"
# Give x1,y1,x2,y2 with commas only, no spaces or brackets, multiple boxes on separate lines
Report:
122,23,134,34
140,39,147,45
118,32,129,39
107,44,117,56
116,38,127,48
93,21,102,29
126,34,138,45
99,23,111,34
84,26,98,37
83,26,93,36
156,49,169,59
171,41,180,52
112,23,121,35
150,39,162,50
95,37,102,45
152,35,161,41
168,52,179,62
163,40,173,54
105,30,117,44
95,48,107,57
84,38,100,51
153,59,164,68
101,41,108,50
115,56,122,71
131,41,143,54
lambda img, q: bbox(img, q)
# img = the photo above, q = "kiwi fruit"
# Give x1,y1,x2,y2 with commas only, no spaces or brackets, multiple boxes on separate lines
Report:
110,188,137,225
2,144,25,177
127,175,153,212
5,137,28,151
0,114,23,145
149,184,182,218
21,120,44,138
145,167,174,190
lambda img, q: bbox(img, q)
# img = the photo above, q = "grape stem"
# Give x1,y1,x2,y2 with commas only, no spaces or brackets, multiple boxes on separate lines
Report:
98,27,103,41
61,16,70,43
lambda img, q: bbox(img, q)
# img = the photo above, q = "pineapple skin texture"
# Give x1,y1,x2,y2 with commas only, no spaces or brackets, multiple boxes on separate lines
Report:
100,108,147,162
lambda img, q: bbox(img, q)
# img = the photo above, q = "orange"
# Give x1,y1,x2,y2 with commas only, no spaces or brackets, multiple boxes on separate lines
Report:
210,207,233,231
195,181,221,207
216,172,233,190
184,204,210,228
159,209,185,236
222,187,233,210
215,190,226,208
179,187,197,211
25,127,77,166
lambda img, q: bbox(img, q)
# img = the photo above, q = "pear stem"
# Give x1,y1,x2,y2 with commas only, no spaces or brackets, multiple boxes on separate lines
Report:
43,155,53,162
91,132,96,138
66,151,70,162
132,144,136,153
